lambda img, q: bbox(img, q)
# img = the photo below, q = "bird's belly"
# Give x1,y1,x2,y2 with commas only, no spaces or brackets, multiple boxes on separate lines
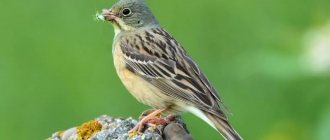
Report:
113,45,173,109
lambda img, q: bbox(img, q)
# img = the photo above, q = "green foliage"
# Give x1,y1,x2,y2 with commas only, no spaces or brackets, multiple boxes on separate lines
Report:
0,0,330,139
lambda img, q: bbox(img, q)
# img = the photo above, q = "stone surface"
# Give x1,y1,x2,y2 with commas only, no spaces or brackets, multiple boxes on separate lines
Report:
48,115,193,140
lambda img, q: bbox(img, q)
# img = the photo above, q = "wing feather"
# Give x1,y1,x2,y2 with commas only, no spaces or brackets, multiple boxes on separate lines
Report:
119,28,228,118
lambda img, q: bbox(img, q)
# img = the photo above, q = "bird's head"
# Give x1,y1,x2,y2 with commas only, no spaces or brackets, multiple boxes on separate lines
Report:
101,0,158,33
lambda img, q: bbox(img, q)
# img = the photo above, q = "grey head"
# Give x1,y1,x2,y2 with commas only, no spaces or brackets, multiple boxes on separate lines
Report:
101,0,159,32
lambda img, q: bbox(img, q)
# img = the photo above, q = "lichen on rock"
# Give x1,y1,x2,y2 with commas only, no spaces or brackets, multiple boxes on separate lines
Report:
77,120,102,140
48,115,193,140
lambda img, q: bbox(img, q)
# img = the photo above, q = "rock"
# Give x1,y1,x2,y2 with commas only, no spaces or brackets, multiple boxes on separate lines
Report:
48,115,193,140
163,123,193,140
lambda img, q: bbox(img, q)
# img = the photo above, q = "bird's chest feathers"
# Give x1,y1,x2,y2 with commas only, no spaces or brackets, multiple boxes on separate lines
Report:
112,40,125,70
112,41,137,94
111,36,174,109
112,39,138,88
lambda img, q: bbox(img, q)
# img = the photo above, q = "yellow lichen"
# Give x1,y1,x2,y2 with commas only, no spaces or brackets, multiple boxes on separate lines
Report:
128,130,137,138
56,131,64,137
76,120,102,140
148,126,155,132
47,130,64,140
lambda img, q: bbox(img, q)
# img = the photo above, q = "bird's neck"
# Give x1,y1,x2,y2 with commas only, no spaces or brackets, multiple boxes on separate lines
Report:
116,24,160,36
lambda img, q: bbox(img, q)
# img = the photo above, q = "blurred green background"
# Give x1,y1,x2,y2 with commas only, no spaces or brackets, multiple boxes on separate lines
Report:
1,0,330,139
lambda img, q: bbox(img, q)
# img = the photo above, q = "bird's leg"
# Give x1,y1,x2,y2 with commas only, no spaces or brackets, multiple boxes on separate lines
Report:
138,109,157,120
145,117,168,126
129,109,165,136
146,114,177,126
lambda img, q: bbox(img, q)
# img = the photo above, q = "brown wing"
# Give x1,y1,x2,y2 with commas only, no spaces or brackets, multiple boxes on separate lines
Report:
119,27,228,118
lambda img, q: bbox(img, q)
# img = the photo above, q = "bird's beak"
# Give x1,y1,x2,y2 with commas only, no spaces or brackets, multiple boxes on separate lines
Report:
101,9,117,21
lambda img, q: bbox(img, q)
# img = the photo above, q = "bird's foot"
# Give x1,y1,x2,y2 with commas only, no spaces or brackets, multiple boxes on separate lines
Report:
128,109,165,137
145,117,169,126
166,114,176,122
149,114,178,127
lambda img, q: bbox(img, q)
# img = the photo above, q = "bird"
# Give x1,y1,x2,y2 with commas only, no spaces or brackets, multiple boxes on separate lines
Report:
99,0,242,139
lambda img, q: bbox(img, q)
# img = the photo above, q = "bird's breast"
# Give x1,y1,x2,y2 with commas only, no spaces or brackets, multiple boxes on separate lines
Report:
112,41,175,109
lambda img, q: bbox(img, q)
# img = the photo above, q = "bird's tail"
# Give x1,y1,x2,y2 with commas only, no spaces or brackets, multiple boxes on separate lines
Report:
187,106,242,140
204,110,242,140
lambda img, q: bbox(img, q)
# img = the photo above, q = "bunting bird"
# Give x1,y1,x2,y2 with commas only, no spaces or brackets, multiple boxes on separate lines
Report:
99,0,242,139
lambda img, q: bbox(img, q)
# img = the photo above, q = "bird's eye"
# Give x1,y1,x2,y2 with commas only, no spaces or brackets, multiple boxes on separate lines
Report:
122,8,131,16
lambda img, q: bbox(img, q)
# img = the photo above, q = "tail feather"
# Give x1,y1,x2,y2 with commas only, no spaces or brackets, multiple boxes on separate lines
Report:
186,106,242,140
205,111,242,140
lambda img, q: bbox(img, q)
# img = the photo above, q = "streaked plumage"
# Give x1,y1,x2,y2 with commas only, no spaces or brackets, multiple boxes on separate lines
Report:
100,0,242,139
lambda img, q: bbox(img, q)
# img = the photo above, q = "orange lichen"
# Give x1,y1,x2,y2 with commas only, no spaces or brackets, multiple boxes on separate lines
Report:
76,120,102,140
